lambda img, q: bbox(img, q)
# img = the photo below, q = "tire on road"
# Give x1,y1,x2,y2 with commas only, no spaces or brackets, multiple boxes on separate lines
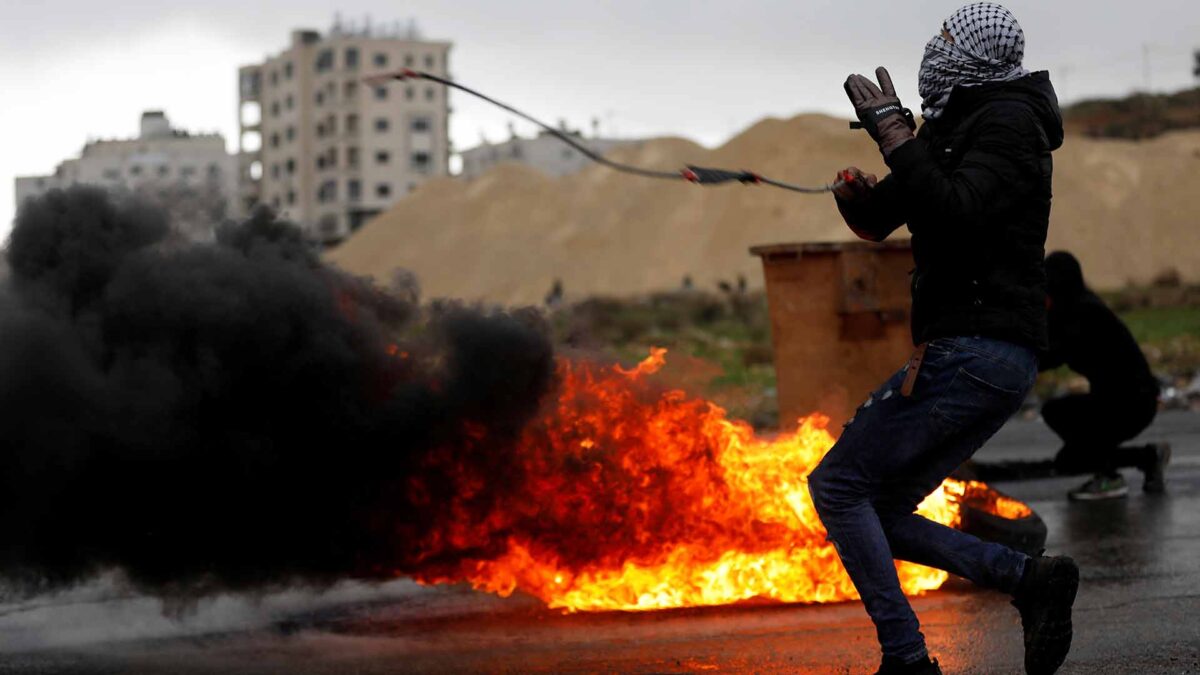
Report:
958,497,1048,557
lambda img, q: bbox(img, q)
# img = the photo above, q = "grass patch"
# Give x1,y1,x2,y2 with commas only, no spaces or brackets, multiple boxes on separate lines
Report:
549,287,1199,428
1119,306,1200,344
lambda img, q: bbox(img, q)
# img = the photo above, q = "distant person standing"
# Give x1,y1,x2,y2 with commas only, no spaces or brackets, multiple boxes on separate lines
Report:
1038,251,1169,500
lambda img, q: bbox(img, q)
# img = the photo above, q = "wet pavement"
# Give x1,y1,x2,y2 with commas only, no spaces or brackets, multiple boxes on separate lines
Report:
2,411,1199,674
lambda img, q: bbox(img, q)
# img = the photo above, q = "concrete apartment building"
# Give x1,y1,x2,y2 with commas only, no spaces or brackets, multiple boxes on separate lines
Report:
238,22,452,244
459,127,633,180
13,111,237,241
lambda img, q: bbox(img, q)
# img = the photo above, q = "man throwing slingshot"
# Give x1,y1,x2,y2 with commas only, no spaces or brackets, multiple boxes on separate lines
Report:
806,4,1076,674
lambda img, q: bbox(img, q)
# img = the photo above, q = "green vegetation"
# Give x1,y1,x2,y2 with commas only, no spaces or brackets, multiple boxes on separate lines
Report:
550,283,1200,428
550,290,779,426
1120,306,1200,344
1064,86,1200,139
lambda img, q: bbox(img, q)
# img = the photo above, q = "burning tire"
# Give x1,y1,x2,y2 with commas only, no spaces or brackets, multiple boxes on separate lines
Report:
950,480,1048,556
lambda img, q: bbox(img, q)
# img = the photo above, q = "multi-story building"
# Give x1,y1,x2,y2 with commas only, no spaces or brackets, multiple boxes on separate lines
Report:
13,111,237,241
238,23,452,245
459,127,633,180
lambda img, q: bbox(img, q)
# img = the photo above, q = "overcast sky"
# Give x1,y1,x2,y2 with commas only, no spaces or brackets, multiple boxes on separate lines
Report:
2,0,1197,239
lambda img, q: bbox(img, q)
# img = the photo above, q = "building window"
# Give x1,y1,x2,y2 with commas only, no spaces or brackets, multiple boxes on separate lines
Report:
375,118,389,132
344,81,357,100
158,165,170,177
316,49,333,72
375,87,388,101
404,87,414,101
345,47,359,69
316,91,324,106
373,52,387,67
348,147,360,168
346,114,359,133
319,215,339,236
270,70,278,86
103,168,120,180
207,163,221,178
404,54,414,67
316,122,325,138
319,180,337,202
317,155,326,170
270,133,280,148
410,116,431,132
327,147,338,167
130,165,142,176
182,166,196,178
286,158,295,174
271,164,280,179
327,115,337,135
348,180,361,201
376,150,390,164
425,87,435,101
284,62,293,79
424,54,434,68
411,152,431,172
286,126,295,141
271,101,281,117
286,95,294,110
376,183,391,198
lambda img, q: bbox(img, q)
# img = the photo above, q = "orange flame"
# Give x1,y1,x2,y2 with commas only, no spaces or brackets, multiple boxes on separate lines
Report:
946,479,1033,520
412,349,1009,612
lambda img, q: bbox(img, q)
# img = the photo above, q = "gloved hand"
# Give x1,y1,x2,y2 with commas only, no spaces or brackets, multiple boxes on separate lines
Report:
844,67,916,158
832,167,878,202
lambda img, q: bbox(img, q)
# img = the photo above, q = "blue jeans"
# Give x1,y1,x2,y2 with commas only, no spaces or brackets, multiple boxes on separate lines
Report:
808,336,1036,663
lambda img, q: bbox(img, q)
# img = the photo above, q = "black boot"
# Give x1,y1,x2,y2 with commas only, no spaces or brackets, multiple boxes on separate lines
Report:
1140,442,1171,494
873,655,943,675
1012,556,1079,674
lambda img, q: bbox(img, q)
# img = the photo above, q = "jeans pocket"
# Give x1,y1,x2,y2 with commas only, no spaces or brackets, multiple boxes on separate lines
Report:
930,365,1028,438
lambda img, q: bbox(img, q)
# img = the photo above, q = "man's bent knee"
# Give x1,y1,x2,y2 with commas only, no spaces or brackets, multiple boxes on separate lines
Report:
808,459,868,519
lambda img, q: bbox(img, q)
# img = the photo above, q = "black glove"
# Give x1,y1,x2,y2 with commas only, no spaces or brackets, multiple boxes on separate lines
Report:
844,67,916,157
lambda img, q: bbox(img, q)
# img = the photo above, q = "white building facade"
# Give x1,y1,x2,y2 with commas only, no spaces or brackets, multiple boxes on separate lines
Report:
238,23,452,245
14,111,237,241
459,129,633,180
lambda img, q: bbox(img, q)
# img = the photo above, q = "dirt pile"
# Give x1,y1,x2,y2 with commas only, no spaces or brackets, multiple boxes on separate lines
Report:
328,114,1200,305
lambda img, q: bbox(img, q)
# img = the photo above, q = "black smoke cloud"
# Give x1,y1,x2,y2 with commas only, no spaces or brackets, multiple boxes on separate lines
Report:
0,186,555,598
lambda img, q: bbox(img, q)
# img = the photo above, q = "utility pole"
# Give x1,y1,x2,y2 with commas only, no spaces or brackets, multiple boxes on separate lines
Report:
1142,43,1151,92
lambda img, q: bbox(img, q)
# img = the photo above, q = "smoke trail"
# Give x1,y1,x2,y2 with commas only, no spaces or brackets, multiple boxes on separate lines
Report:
0,186,555,599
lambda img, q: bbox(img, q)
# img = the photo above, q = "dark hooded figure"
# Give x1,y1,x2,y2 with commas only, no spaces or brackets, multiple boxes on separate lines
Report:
967,252,1169,493
1038,251,1168,499
805,4,1077,675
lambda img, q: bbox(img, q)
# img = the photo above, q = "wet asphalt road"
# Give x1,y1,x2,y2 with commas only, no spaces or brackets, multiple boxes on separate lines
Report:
2,411,1198,674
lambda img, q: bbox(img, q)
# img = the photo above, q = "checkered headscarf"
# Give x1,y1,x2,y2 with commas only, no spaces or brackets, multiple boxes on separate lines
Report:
917,2,1029,120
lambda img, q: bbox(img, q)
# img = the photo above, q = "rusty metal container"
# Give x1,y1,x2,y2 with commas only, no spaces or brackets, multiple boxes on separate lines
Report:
749,240,915,429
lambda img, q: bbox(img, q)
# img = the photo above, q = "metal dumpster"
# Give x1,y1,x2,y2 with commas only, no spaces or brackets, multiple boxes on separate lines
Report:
749,240,915,429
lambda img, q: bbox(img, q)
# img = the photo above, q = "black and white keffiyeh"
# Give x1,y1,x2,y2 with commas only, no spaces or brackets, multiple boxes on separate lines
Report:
917,2,1029,120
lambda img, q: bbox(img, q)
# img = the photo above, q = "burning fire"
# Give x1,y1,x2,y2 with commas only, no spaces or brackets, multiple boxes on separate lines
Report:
947,480,1033,520
412,349,1017,613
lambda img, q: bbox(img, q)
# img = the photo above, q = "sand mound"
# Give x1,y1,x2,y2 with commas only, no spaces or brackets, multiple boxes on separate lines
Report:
328,114,1200,305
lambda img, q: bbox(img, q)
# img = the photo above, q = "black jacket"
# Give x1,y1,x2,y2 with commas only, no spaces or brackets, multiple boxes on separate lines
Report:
837,71,1064,351
1041,251,1159,401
